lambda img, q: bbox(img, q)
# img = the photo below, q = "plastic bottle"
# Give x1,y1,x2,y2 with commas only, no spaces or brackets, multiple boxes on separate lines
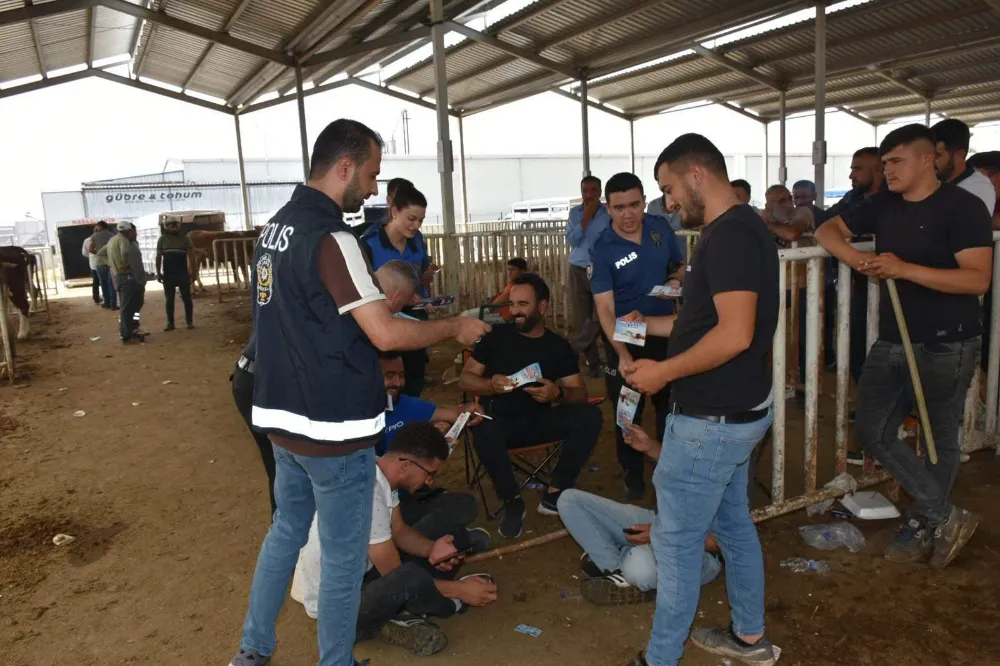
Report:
780,557,830,575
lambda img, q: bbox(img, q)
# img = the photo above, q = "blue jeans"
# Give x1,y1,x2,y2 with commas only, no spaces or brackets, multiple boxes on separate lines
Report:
240,443,376,666
97,265,116,308
646,409,773,666
557,489,721,591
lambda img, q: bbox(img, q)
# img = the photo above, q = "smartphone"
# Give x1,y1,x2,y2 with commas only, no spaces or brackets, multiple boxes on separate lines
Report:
431,545,475,566
623,528,642,536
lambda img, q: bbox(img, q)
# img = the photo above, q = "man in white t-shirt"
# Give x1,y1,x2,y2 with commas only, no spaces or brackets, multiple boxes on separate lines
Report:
82,233,101,305
932,119,997,214
292,422,498,657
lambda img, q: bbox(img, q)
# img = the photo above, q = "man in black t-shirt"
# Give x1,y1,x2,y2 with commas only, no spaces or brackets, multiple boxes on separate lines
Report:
817,124,992,570
460,273,602,539
621,134,779,666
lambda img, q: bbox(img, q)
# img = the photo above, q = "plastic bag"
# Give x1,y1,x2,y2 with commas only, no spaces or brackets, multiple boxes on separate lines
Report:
780,557,830,575
806,472,858,517
799,521,865,553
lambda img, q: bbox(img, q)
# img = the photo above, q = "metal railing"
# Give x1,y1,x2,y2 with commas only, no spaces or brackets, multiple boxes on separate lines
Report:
211,238,257,303
23,246,53,318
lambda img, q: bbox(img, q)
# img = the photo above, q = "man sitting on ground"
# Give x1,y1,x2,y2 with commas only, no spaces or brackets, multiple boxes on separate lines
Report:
558,424,722,606
292,422,499,656
460,272,602,538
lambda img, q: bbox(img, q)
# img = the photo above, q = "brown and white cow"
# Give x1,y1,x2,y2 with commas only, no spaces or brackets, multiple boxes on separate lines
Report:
187,229,260,294
0,246,39,340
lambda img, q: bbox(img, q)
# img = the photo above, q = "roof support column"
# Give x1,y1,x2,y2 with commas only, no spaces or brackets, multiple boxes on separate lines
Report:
763,121,770,195
924,98,932,126
580,77,591,177
629,118,636,174
778,89,787,186
459,114,469,225
234,114,252,230
813,1,827,207
430,0,458,297
295,65,310,182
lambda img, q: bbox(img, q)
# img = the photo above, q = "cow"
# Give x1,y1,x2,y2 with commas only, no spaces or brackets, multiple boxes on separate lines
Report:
0,246,40,341
187,229,260,294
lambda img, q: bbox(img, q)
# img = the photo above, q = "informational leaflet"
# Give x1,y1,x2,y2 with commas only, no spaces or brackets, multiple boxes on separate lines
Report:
507,362,543,390
413,295,455,309
616,386,641,429
387,393,394,411
613,319,647,346
648,284,682,298
444,411,471,455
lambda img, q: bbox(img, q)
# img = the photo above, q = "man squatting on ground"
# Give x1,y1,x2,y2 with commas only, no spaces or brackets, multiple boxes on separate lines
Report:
817,123,992,568
227,118,489,666
622,133,780,666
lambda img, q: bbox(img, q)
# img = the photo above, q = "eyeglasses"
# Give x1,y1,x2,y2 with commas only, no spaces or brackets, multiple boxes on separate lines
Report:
401,457,437,481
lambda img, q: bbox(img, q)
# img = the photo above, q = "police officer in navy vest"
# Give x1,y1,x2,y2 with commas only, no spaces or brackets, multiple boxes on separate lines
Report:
229,119,489,666
591,172,685,500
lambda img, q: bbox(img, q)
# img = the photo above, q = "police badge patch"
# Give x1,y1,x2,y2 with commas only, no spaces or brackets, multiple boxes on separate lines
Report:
650,231,662,247
256,253,273,306
586,262,594,280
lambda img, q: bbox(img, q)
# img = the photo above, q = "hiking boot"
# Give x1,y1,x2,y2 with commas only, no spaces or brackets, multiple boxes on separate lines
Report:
884,519,933,563
465,526,492,553
377,612,448,656
580,571,656,606
537,489,563,516
929,506,981,569
580,553,603,578
623,469,645,501
228,649,270,666
690,627,777,666
498,497,526,539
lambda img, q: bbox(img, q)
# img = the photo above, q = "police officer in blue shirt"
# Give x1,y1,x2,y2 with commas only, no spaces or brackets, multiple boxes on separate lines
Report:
591,172,685,500
567,175,612,374
229,119,489,666
362,183,435,396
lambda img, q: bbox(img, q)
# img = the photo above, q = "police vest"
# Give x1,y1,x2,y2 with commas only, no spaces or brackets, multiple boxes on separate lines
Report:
250,184,385,444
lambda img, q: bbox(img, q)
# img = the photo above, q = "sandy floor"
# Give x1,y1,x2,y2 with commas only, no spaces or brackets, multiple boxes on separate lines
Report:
2,289,1000,666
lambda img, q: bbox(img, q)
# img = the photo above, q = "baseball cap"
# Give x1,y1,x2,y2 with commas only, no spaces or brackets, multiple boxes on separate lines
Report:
117,220,134,231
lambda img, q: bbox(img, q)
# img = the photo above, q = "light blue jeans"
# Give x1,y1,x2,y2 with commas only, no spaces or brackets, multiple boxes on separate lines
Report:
240,443,376,666
645,409,773,666
556,489,721,591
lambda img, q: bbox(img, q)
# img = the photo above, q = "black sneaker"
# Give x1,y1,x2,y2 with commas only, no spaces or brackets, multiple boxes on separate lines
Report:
537,489,563,516
377,611,448,656
164,323,175,332
625,652,648,666
884,518,933,563
690,626,777,665
623,469,645,501
498,497,526,539
186,322,194,329
228,649,270,666
929,506,981,569
580,571,656,606
465,526,492,553
580,553,603,578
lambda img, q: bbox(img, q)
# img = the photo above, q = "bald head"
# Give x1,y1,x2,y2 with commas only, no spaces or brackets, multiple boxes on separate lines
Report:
375,260,419,313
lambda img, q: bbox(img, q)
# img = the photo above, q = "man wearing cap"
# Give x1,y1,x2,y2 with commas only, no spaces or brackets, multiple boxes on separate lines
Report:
155,219,195,331
99,221,147,343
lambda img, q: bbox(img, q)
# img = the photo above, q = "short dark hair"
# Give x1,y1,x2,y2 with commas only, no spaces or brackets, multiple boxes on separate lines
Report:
605,172,644,202
378,350,402,361
792,180,816,193
853,147,879,160
511,271,550,303
387,177,413,198
879,123,935,157
309,119,384,180
387,421,449,462
392,182,427,210
931,118,971,153
968,151,1000,175
731,179,751,195
765,184,789,198
581,175,602,188
507,257,527,271
654,133,729,181
95,220,107,230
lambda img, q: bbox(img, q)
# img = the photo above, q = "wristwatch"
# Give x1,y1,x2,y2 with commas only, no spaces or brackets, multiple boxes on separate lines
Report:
557,385,565,402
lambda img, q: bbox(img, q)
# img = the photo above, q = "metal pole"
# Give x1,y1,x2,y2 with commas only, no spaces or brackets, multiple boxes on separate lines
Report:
778,89,787,185
295,65,309,181
804,257,821,493
988,236,1000,442
459,114,470,226
763,122,769,190
431,0,458,298
835,259,852,473
629,119,636,174
580,77,591,177
924,98,932,126
234,114,252,230
771,259,787,504
813,1,827,208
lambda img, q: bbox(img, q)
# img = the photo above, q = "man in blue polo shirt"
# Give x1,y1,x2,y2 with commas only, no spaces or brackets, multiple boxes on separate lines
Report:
567,175,611,376
591,172,684,500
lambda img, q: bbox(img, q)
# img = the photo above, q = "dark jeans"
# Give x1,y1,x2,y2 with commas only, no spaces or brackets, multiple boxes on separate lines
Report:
855,338,979,528
797,284,837,384
469,401,602,501
97,265,116,308
115,275,144,340
91,269,101,303
602,334,670,477
163,273,193,326
231,364,276,516
850,281,869,384
399,489,478,541
401,307,428,397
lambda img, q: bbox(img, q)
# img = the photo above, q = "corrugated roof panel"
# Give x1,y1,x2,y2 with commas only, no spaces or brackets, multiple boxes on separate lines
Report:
93,5,141,62
232,0,325,50
35,8,89,71
140,25,212,87
392,41,511,95
0,22,40,83
449,58,546,104
616,71,753,114
187,42,265,98
167,0,238,32
0,0,25,10
589,56,724,104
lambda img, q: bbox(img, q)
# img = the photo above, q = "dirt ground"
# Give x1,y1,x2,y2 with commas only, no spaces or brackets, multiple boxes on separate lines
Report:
2,290,1000,666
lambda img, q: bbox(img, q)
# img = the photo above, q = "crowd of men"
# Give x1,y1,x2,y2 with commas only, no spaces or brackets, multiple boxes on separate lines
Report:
223,115,995,666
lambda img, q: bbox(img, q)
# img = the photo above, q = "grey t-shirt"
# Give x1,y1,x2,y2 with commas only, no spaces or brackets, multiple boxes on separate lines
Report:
126,241,147,285
91,229,114,266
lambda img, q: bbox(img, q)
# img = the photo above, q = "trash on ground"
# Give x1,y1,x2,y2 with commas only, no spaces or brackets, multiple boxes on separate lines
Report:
131,401,141,407
774,645,782,661
514,624,542,637
806,472,858,516
89,336,101,342
799,521,865,553
58,387,67,392
840,491,900,520
780,557,830,575
73,410,86,417
52,534,75,546
162,380,177,385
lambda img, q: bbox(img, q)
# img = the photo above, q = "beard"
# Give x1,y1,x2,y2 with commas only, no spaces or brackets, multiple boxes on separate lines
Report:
515,312,541,332
936,158,956,183
342,171,366,213
680,182,706,229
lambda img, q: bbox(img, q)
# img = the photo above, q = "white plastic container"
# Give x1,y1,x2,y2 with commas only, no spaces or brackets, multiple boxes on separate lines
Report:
841,491,901,520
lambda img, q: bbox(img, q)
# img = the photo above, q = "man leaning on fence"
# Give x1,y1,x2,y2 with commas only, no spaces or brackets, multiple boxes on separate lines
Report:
816,124,992,569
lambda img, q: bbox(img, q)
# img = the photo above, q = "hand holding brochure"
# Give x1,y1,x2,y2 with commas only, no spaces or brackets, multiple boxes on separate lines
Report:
649,284,682,298
507,362,543,390
613,319,647,347
444,411,472,455
616,386,641,429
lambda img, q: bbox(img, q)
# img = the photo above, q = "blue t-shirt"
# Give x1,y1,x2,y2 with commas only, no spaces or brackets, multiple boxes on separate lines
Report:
362,224,431,297
566,203,612,268
589,214,684,317
377,394,436,455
